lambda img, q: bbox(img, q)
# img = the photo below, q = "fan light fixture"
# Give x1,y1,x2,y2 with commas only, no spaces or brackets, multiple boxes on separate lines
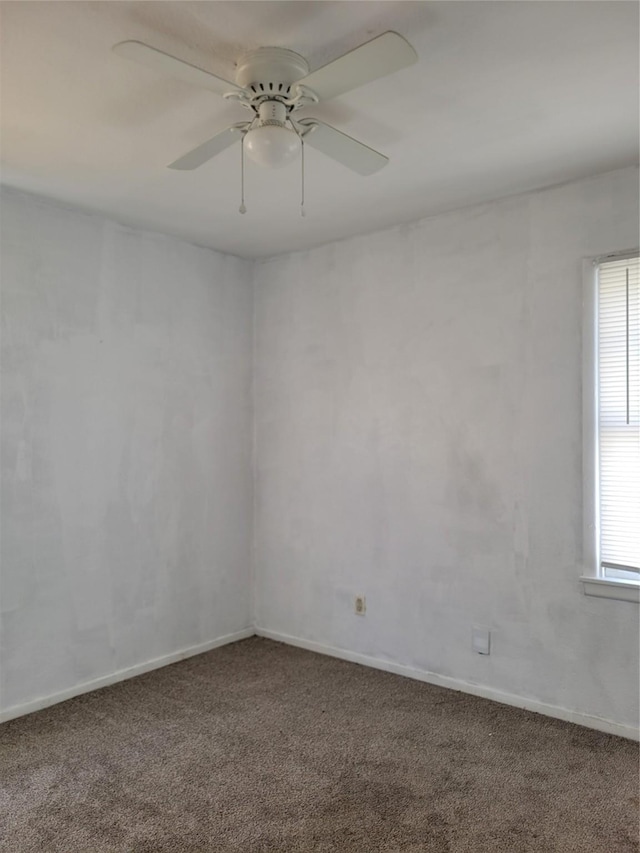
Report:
244,125,301,168
243,102,301,169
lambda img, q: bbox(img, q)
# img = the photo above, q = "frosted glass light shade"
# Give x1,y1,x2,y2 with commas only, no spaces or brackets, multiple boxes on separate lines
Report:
244,125,301,169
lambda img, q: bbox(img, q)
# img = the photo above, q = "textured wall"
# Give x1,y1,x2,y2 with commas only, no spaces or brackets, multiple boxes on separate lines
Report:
3,169,638,730
254,167,640,730
1,188,253,714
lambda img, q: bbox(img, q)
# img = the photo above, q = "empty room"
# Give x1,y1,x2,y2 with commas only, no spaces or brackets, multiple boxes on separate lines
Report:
1,1,639,851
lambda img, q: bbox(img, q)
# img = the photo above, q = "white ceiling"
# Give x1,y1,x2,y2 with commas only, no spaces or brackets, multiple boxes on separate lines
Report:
2,1,638,259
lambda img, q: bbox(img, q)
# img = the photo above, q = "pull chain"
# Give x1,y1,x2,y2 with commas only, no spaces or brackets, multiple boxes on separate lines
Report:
239,135,247,214
300,136,306,218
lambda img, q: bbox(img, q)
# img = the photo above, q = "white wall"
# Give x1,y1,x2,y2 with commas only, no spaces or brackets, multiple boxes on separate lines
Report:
0,188,253,716
3,169,638,734
254,167,640,732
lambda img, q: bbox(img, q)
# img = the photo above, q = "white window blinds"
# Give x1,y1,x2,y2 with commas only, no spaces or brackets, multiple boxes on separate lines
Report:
597,256,639,576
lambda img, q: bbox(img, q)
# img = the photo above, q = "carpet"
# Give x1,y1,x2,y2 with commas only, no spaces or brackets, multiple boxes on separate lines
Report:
1,637,638,852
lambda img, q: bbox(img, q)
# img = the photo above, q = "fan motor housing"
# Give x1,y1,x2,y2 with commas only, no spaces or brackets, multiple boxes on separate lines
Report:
235,47,309,94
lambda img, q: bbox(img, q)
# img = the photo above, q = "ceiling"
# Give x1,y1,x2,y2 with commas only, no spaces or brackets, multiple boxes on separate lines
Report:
1,1,638,259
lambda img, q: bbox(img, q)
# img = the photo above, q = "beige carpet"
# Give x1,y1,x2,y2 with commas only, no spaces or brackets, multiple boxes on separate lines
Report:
1,637,638,852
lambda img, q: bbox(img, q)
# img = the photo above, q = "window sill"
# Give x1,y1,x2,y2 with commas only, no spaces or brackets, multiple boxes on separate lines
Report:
580,576,640,603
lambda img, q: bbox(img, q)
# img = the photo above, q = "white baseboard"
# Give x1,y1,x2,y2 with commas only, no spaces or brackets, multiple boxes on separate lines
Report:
0,627,254,724
255,627,639,742
5,625,637,742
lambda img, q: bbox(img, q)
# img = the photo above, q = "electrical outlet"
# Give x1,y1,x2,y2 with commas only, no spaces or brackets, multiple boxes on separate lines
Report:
472,626,491,655
354,595,366,616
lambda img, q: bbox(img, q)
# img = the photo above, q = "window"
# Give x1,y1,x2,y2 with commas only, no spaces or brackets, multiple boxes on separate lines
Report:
582,253,639,602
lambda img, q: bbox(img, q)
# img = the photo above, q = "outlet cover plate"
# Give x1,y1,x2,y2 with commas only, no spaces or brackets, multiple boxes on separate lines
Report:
472,626,490,655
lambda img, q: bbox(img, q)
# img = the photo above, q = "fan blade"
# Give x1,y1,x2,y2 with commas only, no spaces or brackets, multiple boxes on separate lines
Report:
168,126,243,170
113,41,239,96
297,119,388,175
297,31,417,102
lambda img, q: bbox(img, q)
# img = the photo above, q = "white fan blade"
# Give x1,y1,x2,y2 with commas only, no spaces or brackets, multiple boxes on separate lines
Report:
113,41,239,97
168,127,242,170
298,31,417,102
297,119,388,175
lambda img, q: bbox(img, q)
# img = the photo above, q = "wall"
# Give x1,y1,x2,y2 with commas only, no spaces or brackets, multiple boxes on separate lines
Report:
1,188,253,717
254,167,640,734
2,169,638,734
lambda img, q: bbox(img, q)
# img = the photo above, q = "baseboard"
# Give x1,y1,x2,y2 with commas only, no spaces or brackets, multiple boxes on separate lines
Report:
255,627,639,742
0,627,255,724
5,625,637,741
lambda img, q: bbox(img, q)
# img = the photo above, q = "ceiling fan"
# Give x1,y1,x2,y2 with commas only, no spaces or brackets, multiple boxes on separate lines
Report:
113,31,417,187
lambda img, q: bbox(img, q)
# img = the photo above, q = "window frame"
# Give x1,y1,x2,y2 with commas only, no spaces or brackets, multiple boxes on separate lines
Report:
581,250,639,603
